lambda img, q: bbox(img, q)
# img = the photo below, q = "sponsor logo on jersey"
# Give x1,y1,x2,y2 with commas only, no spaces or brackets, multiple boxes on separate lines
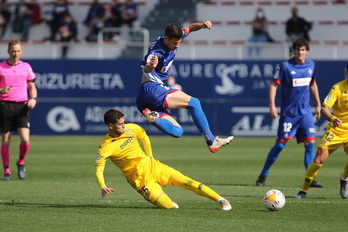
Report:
325,93,332,101
293,77,311,87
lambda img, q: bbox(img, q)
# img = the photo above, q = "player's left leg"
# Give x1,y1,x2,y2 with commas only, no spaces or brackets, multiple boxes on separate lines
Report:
17,128,30,179
168,170,232,210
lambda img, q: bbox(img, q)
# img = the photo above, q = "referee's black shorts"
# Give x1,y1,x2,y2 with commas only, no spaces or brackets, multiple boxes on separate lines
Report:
0,101,30,133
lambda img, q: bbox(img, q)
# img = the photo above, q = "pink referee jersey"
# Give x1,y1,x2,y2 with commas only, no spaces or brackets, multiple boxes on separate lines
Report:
0,60,36,102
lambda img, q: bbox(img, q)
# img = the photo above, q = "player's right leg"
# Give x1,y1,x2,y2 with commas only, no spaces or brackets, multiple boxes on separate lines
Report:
138,181,178,209
256,115,294,186
256,141,286,186
1,131,11,180
0,100,13,180
294,147,329,198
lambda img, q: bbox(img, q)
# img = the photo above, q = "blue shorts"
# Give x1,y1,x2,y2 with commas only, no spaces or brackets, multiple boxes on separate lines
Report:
136,82,178,115
276,114,315,143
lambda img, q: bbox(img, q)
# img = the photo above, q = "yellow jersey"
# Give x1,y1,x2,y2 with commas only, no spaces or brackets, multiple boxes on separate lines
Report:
323,79,348,132
95,123,153,189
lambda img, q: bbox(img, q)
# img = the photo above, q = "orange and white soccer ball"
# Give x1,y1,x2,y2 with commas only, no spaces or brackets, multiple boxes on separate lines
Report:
263,189,286,211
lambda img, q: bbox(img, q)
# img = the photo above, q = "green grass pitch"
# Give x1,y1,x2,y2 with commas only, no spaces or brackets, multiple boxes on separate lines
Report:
0,136,347,232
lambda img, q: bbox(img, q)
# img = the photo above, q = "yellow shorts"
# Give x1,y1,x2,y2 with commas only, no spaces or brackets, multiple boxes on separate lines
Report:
128,158,195,208
318,126,348,150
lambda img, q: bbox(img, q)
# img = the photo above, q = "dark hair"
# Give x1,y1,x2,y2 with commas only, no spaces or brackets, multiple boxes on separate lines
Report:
104,109,124,125
164,24,183,39
292,38,310,51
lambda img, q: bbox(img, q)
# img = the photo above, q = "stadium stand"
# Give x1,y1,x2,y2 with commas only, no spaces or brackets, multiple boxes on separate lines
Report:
0,0,347,60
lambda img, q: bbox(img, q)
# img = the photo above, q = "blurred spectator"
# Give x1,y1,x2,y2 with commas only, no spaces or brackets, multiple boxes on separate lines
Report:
44,0,69,41
12,0,32,41
0,0,11,39
167,75,182,91
104,0,123,40
85,11,105,42
121,0,138,33
286,6,312,43
58,12,77,58
248,8,273,58
28,0,42,25
83,0,105,27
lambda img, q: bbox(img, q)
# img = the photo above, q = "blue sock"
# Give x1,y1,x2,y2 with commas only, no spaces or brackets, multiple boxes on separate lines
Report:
304,142,315,169
187,97,215,145
260,142,286,176
152,118,183,138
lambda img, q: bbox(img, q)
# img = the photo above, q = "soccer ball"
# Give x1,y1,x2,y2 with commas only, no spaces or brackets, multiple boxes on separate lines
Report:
263,189,285,211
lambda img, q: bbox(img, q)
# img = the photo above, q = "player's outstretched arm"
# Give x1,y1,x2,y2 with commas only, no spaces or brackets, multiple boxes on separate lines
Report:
185,21,212,33
101,187,115,198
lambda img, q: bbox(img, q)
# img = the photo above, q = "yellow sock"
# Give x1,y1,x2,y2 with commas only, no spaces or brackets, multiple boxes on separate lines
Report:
341,161,348,179
169,171,221,201
301,162,322,191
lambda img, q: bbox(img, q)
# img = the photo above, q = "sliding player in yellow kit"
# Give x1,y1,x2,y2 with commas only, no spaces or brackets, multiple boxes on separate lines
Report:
95,109,232,210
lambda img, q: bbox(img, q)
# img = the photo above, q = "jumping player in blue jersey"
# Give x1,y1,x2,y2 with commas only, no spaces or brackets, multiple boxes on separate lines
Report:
256,38,323,187
136,21,234,153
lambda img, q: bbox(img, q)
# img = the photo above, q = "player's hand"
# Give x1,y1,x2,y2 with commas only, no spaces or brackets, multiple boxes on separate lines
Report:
101,187,115,198
202,21,212,30
27,98,37,109
148,55,158,67
332,117,342,127
269,106,278,119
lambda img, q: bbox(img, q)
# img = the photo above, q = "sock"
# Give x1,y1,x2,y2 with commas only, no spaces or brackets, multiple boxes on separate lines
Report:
170,172,220,201
342,161,348,179
144,181,174,209
17,142,30,165
186,97,215,145
260,142,286,176
1,144,10,173
301,162,322,191
304,143,315,169
152,119,183,138
153,192,175,209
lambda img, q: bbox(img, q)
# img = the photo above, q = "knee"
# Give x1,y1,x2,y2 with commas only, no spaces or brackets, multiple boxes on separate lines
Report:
274,141,286,150
170,126,183,138
187,97,201,109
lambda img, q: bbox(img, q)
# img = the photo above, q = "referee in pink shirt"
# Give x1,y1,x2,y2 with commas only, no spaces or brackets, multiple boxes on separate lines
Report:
0,40,37,180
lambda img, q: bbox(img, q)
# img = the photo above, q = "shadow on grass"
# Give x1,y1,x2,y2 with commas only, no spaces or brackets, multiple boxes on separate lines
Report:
0,202,155,209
